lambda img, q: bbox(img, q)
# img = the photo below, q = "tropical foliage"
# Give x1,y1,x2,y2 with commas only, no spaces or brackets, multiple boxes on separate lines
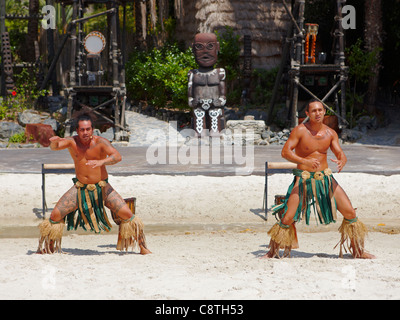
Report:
0,68,48,121
126,44,196,109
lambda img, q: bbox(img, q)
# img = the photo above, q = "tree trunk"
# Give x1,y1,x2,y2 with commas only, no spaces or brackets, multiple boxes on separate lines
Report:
149,0,157,30
158,0,169,32
174,0,184,26
134,0,147,50
25,0,39,62
364,0,383,114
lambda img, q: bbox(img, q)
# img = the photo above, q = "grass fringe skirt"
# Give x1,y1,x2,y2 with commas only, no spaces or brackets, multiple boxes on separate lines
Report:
272,169,337,225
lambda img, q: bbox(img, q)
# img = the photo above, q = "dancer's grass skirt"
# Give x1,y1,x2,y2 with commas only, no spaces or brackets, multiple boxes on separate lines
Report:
271,169,337,225
66,178,112,233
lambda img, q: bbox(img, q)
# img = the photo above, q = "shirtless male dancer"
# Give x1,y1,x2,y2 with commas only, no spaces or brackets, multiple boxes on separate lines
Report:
37,114,151,254
262,100,375,259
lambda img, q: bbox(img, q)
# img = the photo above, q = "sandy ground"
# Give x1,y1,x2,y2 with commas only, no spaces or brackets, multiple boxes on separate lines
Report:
0,173,400,300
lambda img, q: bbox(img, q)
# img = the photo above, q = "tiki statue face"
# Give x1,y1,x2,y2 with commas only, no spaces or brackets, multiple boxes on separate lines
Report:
192,33,219,68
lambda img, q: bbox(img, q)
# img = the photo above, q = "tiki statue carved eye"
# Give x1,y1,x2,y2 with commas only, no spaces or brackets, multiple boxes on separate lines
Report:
194,42,216,51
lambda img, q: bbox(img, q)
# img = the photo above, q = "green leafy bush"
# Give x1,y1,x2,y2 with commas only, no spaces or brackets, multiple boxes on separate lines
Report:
126,43,196,109
251,67,279,106
0,68,48,121
215,27,240,82
8,131,26,144
345,38,382,126
215,27,241,105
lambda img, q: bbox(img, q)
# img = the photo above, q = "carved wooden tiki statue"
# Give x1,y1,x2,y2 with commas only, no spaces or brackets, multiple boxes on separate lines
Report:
188,33,226,136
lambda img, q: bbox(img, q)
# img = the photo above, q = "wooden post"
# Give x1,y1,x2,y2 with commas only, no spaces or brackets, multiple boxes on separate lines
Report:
263,161,297,219
110,3,120,134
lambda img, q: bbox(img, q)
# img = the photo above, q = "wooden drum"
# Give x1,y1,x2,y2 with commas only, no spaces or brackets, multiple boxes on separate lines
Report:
112,197,136,225
124,197,136,215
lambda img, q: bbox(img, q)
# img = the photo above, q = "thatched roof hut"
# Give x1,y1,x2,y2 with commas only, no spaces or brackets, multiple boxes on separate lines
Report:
175,0,291,70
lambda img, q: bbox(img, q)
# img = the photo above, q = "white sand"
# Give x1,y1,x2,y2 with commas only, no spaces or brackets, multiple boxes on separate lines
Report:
0,173,399,300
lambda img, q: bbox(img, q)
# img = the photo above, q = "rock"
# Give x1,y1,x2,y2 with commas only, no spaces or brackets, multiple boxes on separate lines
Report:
257,139,269,145
357,115,377,128
243,115,255,120
340,128,363,142
282,128,290,136
261,130,272,140
17,109,41,126
226,120,266,135
243,109,268,122
225,119,266,145
0,121,24,139
355,115,379,134
269,136,280,144
43,118,59,132
46,95,67,113
99,127,115,141
19,143,35,148
244,109,259,118
224,107,239,121
265,130,289,144
6,143,18,148
92,127,117,141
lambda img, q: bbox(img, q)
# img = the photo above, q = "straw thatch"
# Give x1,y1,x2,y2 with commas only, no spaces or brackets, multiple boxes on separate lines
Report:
175,0,291,69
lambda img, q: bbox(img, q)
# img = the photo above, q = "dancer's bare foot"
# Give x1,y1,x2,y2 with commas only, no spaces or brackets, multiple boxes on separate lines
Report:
350,240,376,259
36,240,55,254
260,252,274,259
140,245,152,255
260,240,280,259
354,251,376,259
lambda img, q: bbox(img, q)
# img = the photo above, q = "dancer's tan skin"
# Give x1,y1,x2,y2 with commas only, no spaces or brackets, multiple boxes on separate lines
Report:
262,101,375,259
47,119,151,254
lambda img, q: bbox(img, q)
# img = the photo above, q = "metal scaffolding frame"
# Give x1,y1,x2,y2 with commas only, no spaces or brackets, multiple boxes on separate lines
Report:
44,0,131,140
268,0,349,131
